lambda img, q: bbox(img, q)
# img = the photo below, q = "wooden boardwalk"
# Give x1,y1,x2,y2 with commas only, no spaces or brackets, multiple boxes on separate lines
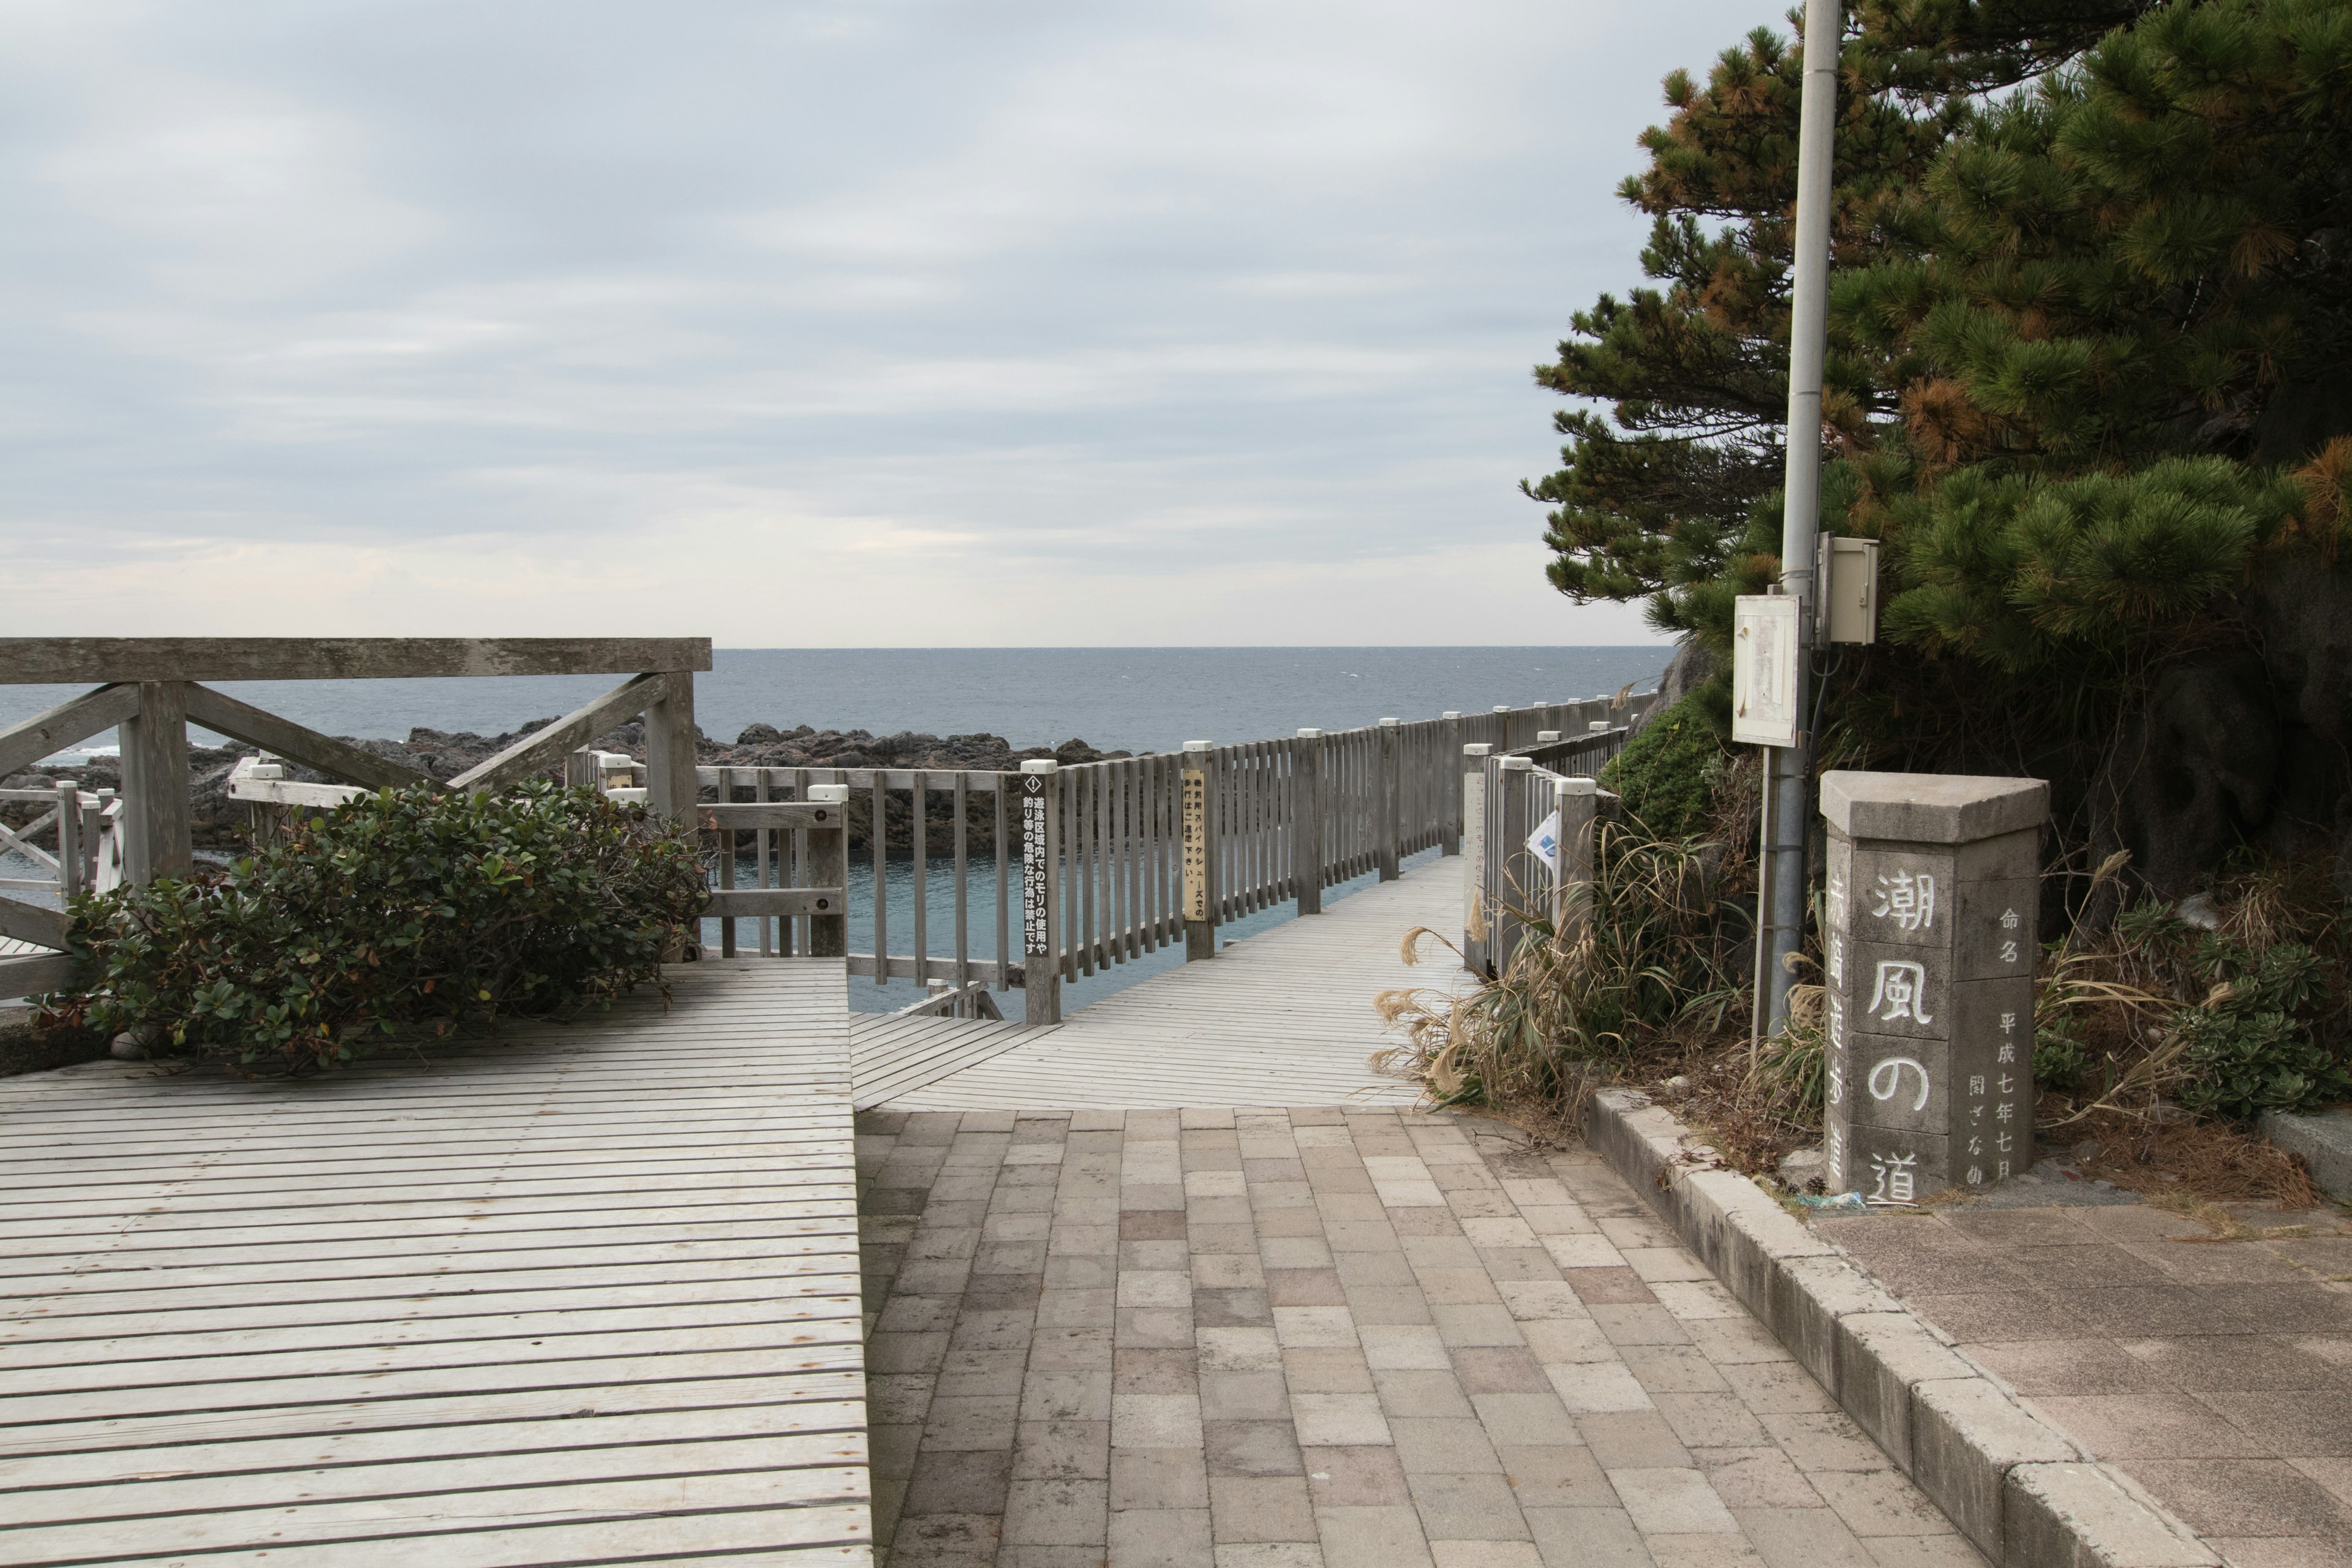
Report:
0,960,870,1567
854,854,1466,1111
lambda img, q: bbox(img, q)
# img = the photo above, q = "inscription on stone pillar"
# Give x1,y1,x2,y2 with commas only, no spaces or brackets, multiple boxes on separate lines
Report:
1821,771,2047,1201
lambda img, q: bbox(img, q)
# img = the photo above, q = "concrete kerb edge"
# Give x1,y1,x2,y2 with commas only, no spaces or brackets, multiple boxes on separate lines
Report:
1580,1087,2219,1567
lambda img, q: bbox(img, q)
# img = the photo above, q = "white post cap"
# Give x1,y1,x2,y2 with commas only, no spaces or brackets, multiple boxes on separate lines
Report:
1441,710,1461,720
806,783,850,804
1493,705,1512,714
1463,743,1493,757
1379,717,1400,727
1297,728,1321,738
1183,741,1213,755
1536,731,1561,743
1499,755,1534,772
1020,758,1058,775
1589,720,1611,733
1558,776,1598,796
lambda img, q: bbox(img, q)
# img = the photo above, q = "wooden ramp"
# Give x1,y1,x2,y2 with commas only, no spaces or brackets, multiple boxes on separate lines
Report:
0,959,870,1567
848,1012,1039,1108
873,854,1467,1111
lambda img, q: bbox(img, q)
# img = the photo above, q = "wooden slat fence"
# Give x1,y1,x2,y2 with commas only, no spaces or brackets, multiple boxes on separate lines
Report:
560,692,1656,1017
1462,712,1651,976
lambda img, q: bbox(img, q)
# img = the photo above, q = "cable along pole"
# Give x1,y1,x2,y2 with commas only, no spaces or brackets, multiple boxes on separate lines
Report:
1754,0,1841,1047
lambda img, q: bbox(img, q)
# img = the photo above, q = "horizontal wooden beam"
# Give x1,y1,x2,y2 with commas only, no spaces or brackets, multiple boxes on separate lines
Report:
696,802,845,832
846,953,1023,986
183,684,441,794
0,894,72,951
0,685,140,778
694,767,1009,792
702,888,846,919
450,673,666,794
0,638,713,685
225,775,370,810
0,950,80,998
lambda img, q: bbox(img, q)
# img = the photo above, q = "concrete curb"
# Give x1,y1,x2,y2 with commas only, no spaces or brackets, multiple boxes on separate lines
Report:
2258,1107,2352,1201
1581,1087,2219,1567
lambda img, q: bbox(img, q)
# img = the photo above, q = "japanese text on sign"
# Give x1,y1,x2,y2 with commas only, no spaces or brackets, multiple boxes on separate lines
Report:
1181,769,1208,921
1021,775,1050,956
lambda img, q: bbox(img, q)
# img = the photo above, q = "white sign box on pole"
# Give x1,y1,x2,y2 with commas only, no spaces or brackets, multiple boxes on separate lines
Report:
1732,594,1801,747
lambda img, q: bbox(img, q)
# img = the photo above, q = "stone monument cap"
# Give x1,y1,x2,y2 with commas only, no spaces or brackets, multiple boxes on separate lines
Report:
1820,770,2048,844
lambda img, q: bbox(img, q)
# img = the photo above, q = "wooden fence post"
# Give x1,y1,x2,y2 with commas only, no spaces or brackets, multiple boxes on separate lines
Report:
118,680,192,884
806,784,850,958
1441,713,1463,854
1377,718,1400,882
1295,729,1323,916
1019,761,1061,1024
55,780,82,899
644,669,699,821
1461,742,1493,971
1555,776,1599,949
1493,753,1536,971
1181,741,1215,960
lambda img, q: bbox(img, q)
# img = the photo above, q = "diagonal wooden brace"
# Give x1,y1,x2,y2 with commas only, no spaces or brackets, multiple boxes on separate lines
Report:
0,685,140,779
449,673,666,794
182,684,442,793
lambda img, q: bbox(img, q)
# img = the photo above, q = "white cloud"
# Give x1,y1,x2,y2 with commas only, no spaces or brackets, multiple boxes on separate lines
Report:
0,0,1758,646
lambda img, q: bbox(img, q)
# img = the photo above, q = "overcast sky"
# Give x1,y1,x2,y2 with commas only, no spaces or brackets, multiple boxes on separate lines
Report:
0,0,1763,646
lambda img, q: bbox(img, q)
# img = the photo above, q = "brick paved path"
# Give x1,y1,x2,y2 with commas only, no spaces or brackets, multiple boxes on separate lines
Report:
856,1105,1983,1567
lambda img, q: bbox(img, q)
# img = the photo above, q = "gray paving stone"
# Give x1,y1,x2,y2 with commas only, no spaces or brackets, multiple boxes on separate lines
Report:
1408,1470,1533,1540
860,1106,1979,1568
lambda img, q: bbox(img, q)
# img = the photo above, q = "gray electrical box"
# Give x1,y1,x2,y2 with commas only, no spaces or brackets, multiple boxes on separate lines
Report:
1817,535,1880,645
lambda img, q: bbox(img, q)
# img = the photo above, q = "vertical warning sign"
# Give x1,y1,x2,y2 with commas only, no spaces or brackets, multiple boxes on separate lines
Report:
1181,767,1208,921
1021,773,1050,957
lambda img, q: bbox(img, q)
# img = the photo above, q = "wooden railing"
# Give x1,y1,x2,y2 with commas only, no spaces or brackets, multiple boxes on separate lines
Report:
1009,695,1655,1022
1462,720,1640,977
0,637,798,998
0,636,1660,1016
554,693,1654,1020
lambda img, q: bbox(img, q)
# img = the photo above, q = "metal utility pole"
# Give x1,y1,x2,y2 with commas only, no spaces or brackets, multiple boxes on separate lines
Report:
1757,0,1841,1042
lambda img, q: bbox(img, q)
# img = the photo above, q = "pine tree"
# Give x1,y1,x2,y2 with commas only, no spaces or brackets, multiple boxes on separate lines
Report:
1535,0,2352,726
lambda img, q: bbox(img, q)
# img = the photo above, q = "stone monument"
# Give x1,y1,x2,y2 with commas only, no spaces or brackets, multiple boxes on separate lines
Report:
1820,771,2048,1202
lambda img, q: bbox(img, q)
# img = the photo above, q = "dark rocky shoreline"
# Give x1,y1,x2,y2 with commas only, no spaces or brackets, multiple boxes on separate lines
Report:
3,722,1137,856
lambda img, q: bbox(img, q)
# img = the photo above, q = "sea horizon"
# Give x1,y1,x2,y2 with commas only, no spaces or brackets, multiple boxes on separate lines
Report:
5,644,1675,763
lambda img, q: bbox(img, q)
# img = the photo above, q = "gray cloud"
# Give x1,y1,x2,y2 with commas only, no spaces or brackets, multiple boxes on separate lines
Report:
0,0,1761,644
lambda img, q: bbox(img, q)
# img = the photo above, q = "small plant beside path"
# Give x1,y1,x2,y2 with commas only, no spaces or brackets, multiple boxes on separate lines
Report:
43,782,709,1074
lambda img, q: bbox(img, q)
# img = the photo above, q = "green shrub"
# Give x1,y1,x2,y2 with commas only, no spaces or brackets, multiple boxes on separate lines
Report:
1601,694,1728,840
58,782,709,1073
2172,940,2349,1120
2032,1019,2090,1092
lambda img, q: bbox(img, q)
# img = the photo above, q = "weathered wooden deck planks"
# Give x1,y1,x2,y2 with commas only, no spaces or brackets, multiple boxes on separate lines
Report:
846,1012,1041,1109
0,959,870,1567
871,854,1467,1111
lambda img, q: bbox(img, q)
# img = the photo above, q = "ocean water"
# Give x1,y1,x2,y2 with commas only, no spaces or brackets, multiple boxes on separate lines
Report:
2,645,1670,760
